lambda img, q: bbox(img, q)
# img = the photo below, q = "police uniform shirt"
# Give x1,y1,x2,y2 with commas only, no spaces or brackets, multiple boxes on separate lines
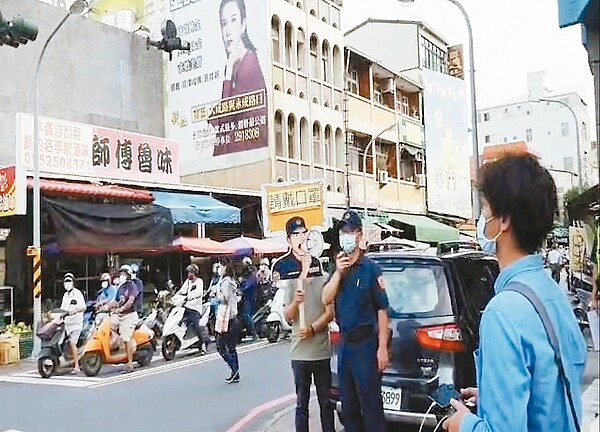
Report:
335,255,389,334
272,252,323,280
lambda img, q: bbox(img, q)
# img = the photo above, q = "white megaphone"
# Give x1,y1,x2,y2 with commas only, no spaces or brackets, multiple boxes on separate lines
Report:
304,229,325,258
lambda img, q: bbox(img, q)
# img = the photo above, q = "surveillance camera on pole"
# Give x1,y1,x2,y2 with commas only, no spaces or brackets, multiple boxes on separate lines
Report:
147,20,190,61
0,11,38,48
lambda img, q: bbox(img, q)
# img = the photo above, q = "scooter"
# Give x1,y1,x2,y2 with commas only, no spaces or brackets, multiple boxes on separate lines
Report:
143,288,170,342
36,309,92,378
80,312,155,377
161,294,211,361
265,285,293,343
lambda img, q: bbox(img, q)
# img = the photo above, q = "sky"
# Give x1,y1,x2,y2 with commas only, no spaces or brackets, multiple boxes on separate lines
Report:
343,0,597,139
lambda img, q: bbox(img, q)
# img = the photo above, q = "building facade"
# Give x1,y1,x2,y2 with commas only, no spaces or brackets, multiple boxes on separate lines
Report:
477,71,593,187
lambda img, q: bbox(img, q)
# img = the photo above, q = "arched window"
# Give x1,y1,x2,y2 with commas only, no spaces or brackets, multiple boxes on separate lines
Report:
284,22,294,68
271,16,281,63
333,45,342,87
297,28,306,72
310,34,319,78
312,122,321,164
322,40,330,82
275,111,284,156
335,128,344,169
288,114,297,159
324,125,332,166
300,117,309,161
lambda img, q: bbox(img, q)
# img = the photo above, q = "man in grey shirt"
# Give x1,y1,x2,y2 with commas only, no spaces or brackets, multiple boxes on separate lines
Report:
284,250,335,432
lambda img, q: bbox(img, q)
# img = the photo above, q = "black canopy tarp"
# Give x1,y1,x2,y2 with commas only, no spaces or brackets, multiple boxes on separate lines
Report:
42,197,174,252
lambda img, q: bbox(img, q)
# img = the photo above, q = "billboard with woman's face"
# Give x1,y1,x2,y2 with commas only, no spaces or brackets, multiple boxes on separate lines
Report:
167,0,269,176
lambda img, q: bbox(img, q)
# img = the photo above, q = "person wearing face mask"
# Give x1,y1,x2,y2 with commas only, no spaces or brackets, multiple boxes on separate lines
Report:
60,273,86,374
96,272,118,305
322,210,389,432
112,264,141,373
443,155,587,432
177,264,208,353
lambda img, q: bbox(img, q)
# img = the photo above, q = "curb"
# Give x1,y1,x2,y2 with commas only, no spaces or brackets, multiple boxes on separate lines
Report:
257,400,299,432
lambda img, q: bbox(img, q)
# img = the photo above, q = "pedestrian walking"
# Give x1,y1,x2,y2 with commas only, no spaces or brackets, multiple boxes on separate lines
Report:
444,154,587,432
283,218,335,432
322,210,390,432
215,262,240,384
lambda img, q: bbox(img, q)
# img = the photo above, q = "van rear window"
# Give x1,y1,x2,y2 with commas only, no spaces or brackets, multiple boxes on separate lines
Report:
380,264,452,318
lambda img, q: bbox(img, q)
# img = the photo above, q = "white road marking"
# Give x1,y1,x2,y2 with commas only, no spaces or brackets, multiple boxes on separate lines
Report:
0,340,280,389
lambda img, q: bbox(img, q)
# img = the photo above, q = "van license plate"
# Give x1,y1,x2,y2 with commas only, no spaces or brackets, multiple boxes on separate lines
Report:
381,386,402,412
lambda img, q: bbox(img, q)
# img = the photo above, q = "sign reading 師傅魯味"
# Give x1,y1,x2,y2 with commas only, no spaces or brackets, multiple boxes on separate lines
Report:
16,113,180,184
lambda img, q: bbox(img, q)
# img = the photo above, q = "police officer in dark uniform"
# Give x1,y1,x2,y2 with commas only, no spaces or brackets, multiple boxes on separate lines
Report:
272,216,323,281
322,210,389,432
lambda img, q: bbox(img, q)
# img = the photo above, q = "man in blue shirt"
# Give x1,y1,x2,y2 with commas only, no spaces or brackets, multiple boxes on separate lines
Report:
322,210,389,432
96,272,118,304
444,155,587,432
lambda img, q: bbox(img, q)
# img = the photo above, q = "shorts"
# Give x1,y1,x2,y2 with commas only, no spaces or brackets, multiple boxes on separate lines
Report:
111,312,138,342
65,327,82,344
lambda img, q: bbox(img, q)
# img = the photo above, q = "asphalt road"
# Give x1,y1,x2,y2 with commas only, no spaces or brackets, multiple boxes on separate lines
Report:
0,340,294,432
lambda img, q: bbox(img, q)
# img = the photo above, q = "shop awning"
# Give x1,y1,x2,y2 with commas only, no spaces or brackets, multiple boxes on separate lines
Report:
27,178,153,202
392,214,459,243
170,236,238,255
152,191,240,224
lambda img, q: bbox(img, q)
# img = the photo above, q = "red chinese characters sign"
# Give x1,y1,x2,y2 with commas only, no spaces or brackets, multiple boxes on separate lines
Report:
17,113,180,184
0,165,26,217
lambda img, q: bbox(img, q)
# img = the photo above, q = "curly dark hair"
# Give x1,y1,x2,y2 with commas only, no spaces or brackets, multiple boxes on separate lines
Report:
478,154,557,254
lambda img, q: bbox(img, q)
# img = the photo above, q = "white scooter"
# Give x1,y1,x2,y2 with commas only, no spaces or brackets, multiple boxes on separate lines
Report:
265,284,293,343
161,294,211,360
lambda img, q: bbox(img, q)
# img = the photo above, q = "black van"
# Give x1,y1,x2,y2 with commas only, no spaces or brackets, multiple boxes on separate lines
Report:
329,243,499,428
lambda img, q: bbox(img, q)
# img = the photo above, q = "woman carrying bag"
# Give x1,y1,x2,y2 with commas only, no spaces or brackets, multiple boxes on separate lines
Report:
215,262,241,384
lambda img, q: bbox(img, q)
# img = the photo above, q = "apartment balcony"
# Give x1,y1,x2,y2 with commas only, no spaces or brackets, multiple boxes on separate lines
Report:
348,174,426,213
399,113,425,148
347,94,397,142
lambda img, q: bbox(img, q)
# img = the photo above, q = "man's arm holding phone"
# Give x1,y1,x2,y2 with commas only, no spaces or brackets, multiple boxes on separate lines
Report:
322,252,350,305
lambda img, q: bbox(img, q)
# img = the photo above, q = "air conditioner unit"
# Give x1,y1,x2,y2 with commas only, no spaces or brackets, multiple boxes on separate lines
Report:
415,152,424,162
416,174,426,187
378,170,389,184
382,77,395,93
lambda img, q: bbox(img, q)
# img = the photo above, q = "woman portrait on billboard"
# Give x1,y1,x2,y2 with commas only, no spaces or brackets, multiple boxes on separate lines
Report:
212,0,267,156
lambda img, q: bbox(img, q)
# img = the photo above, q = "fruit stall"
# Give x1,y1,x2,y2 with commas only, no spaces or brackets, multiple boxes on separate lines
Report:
0,322,33,365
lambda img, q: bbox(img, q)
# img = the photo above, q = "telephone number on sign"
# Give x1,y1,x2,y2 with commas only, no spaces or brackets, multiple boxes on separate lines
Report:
24,152,88,172
234,126,261,142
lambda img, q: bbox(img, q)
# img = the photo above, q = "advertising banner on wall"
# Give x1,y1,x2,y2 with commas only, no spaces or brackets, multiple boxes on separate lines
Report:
166,0,270,176
422,69,472,219
262,181,326,237
0,165,26,217
16,113,180,184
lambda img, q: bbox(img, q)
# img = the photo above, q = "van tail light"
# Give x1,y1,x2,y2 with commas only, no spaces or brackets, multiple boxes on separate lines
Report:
328,320,340,344
416,324,466,352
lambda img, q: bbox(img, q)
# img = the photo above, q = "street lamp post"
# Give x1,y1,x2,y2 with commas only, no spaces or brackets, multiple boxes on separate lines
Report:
398,0,481,216
32,0,93,356
531,98,583,193
362,123,397,223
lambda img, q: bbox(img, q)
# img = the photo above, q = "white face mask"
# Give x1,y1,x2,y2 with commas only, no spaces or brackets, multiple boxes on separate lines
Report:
339,233,358,254
119,274,128,285
218,266,225,277
113,278,119,286
101,281,109,289
64,281,74,291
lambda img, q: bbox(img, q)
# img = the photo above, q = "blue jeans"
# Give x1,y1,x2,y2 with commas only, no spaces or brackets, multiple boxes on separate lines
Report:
217,317,239,372
242,300,256,336
291,359,335,432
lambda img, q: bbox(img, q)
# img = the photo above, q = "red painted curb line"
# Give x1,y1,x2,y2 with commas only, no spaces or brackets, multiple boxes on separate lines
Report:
226,393,297,432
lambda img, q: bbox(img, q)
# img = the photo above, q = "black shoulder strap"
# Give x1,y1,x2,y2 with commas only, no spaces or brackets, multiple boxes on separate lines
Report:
506,282,581,432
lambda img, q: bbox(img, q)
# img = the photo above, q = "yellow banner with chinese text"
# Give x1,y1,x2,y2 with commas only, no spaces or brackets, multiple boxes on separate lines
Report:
262,181,325,237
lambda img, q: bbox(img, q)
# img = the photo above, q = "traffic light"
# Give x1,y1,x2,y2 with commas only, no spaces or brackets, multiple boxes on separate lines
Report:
0,11,38,48
147,20,190,61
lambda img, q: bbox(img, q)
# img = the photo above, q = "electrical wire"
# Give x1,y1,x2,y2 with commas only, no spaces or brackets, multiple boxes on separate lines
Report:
433,415,450,432
419,401,437,432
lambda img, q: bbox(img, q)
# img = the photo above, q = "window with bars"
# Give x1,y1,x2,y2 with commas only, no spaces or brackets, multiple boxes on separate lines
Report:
347,69,358,94
420,36,448,74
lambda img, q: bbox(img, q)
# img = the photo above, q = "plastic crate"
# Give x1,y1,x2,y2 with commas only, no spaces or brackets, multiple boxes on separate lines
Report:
19,335,34,359
0,335,20,365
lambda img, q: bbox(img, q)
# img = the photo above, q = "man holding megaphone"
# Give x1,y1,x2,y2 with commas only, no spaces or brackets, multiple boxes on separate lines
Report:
273,216,335,432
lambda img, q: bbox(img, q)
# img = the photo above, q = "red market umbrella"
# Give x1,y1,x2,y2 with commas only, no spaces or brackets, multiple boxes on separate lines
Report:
222,236,289,256
171,237,237,255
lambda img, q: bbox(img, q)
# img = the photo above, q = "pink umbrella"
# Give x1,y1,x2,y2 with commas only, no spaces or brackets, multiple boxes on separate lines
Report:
222,236,289,255
171,236,237,255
